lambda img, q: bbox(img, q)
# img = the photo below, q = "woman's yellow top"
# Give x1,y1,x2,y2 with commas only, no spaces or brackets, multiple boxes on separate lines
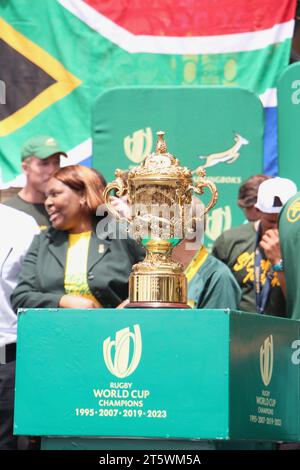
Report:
64,231,101,307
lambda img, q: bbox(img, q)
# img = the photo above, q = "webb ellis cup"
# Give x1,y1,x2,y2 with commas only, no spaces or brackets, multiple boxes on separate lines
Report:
104,131,218,308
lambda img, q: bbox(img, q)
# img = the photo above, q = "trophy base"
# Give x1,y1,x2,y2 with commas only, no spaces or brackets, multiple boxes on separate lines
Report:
126,301,191,309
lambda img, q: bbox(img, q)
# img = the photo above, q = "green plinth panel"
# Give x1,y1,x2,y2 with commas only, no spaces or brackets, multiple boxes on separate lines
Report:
14,309,300,444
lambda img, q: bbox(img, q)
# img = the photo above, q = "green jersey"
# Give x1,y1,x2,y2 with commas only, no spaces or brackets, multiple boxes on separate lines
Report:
186,247,241,310
279,193,300,319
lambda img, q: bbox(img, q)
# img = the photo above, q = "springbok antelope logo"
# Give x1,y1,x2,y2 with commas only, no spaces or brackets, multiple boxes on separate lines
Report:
260,335,274,387
198,133,249,169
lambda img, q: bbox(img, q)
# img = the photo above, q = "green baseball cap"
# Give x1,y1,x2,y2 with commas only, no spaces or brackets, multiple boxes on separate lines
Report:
21,135,68,161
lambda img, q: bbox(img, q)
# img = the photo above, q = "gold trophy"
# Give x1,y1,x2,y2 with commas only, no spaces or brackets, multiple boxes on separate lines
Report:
103,131,218,308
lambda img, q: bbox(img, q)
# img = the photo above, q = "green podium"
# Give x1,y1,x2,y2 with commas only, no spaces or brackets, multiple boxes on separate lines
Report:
14,309,300,449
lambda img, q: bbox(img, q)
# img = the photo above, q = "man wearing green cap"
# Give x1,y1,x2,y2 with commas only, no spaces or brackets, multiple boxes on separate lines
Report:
4,136,67,229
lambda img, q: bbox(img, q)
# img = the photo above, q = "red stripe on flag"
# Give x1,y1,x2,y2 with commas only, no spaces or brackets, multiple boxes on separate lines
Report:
84,0,296,36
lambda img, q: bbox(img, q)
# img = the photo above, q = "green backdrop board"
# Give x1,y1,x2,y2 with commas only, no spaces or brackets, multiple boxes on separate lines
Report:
14,309,299,443
92,87,264,248
278,62,300,188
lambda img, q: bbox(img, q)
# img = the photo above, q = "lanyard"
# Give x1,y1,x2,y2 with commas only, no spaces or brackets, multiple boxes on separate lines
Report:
254,225,273,314
185,246,209,283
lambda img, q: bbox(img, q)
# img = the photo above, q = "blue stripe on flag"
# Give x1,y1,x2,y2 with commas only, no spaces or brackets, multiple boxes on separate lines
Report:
263,107,278,176
77,156,92,167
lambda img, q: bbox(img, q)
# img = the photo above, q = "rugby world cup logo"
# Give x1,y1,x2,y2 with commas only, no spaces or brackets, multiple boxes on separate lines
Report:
124,127,153,163
260,335,274,387
103,325,142,378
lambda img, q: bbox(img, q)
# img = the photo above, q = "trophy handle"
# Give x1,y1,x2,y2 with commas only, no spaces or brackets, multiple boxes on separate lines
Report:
102,169,131,223
190,167,218,215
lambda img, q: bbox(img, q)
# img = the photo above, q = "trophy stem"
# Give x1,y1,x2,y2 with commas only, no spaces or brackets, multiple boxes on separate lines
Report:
128,240,190,308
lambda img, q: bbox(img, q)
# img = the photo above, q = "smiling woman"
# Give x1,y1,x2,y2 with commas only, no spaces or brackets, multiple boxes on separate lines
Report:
11,165,145,310
45,166,103,233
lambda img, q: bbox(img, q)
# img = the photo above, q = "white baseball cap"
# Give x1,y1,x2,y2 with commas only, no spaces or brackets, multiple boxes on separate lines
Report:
255,177,297,214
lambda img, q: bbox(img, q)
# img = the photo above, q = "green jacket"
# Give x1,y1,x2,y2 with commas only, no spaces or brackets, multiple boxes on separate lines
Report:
11,224,145,311
279,192,300,320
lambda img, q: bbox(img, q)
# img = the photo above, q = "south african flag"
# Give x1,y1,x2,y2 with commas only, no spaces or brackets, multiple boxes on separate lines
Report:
0,0,296,184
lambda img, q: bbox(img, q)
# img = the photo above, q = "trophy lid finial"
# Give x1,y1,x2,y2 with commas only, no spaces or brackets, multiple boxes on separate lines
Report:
156,131,167,154
129,129,191,177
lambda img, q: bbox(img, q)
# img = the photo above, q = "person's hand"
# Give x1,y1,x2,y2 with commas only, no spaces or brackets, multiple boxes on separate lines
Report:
259,228,282,265
116,299,129,309
59,294,98,309
110,196,132,220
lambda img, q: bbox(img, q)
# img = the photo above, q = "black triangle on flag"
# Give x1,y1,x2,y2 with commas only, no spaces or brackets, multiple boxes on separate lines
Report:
0,18,81,137
0,39,56,120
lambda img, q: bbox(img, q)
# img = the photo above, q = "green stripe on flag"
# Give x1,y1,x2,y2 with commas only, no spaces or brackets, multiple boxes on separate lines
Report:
0,0,293,182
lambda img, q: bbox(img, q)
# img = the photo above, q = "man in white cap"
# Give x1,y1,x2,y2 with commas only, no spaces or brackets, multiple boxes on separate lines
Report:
212,177,297,316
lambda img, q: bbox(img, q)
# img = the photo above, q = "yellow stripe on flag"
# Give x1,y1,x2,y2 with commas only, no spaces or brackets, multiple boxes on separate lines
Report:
0,18,81,136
